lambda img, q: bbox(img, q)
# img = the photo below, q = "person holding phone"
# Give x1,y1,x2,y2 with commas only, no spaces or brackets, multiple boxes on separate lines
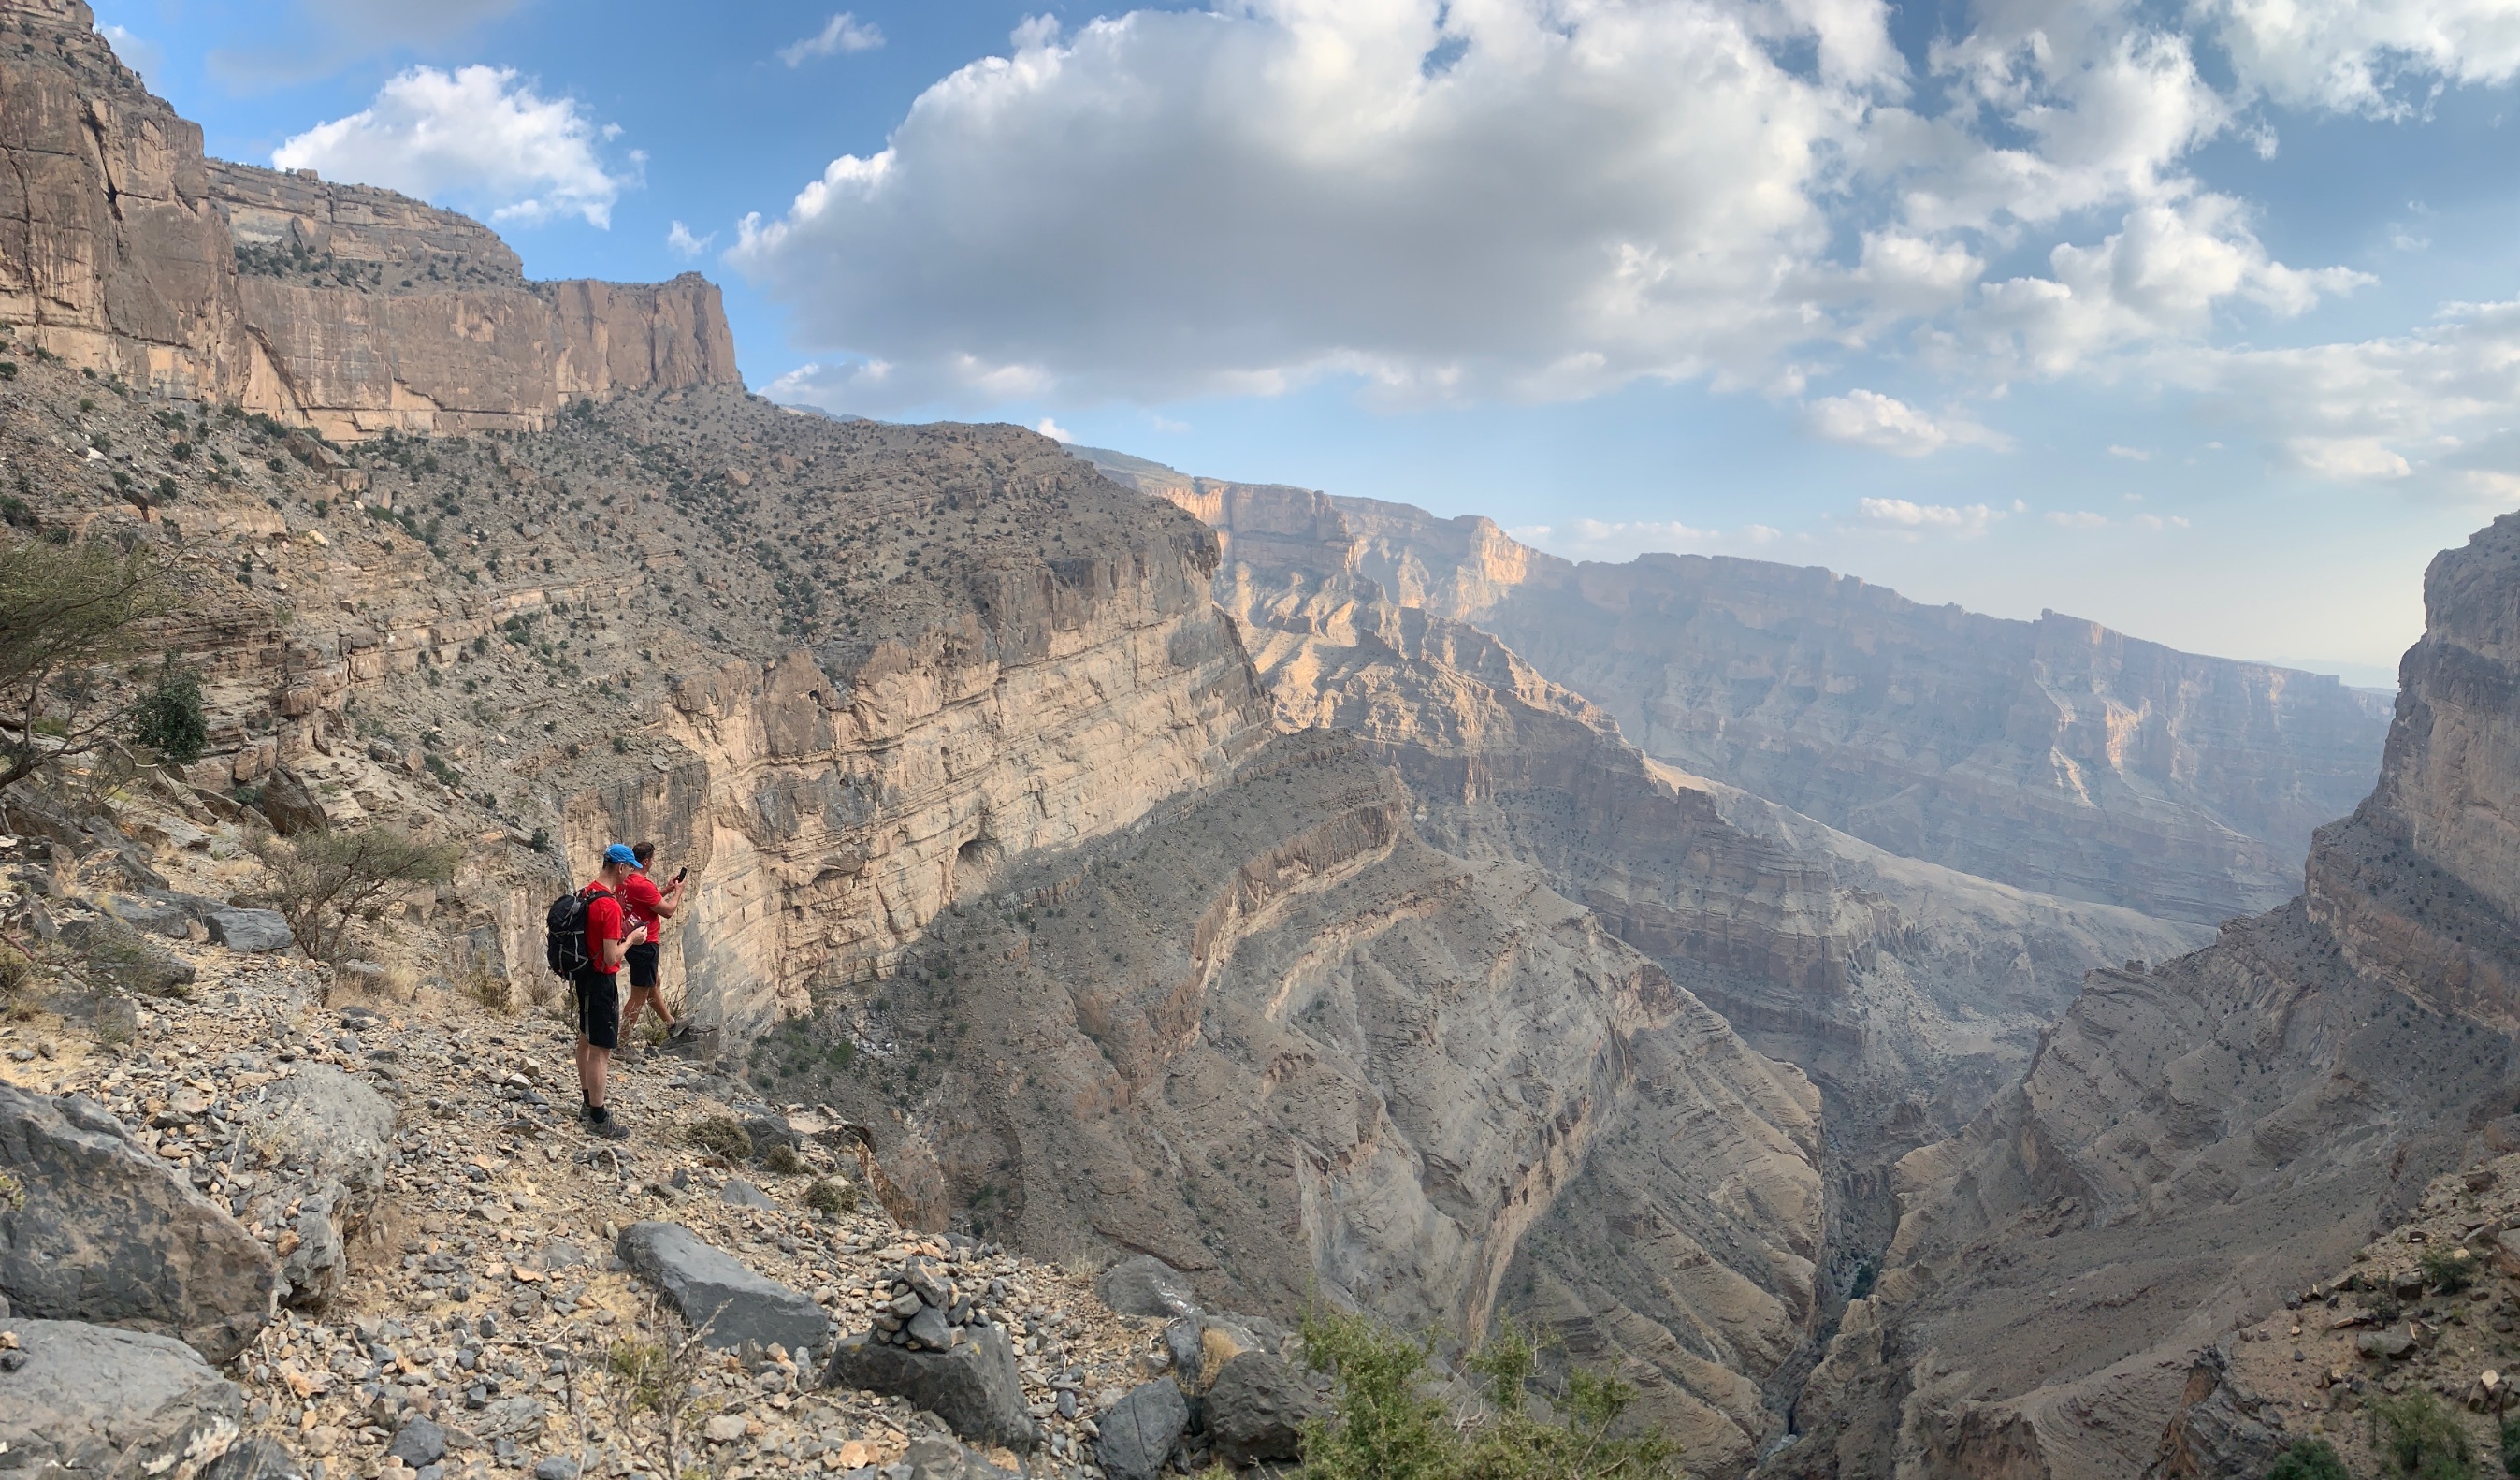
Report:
618,840,690,1051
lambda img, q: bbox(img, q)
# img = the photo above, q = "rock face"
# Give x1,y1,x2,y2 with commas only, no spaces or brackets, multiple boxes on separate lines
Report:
0,1,737,434
1765,513,2520,1477
1087,451,2392,925
819,1323,1034,1450
1202,1350,1325,1464
228,1066,394,1308
0,1318,245,1480
616,1222,831,1355
0,1083,277,1362
1093,1378,1190,1480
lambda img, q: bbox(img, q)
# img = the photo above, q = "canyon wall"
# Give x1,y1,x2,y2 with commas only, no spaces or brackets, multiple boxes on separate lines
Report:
1088,451,2394,925
1766,514,2520,1477
0,0,737,435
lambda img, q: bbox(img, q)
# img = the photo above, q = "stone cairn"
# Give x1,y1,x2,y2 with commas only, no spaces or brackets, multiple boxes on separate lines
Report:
865,1250,1004,1352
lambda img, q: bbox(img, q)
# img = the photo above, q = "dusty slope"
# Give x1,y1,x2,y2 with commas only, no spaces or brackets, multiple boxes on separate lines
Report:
1767,514,2520,1478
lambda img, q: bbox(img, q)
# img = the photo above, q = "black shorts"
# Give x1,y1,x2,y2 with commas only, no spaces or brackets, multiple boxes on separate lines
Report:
625,941,660,991
572,967,619,1050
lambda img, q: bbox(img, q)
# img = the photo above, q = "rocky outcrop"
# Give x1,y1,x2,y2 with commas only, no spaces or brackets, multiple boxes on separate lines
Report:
785,733,1828,1471
0,1083,277,1363
0,1318,246,1480
1763,514,2520,1477
0,4,739,434
228,1066,393,1309
1086,450,2394,926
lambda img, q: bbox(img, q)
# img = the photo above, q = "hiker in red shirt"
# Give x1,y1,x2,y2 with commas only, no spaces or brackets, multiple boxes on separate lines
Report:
618,840,690,1052
573,843,648,1140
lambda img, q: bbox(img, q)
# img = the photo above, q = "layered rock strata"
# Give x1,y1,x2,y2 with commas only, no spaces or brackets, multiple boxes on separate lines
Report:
1765,514,2520,1476
1087,451,2393,925
0,0,737,433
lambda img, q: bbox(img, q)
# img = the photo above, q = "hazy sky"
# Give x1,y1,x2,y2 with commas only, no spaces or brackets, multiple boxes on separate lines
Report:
95,0,2520,685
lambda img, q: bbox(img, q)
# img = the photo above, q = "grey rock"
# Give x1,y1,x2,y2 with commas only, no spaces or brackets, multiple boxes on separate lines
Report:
59,916,197,997
900,1435,1020,1480
0,1318,245,1478
472,1396,547,1441
204,1435,310,1479
256,768,327,836
904,1302,952,1350
230,1066,394,1309
822,1323,1033,1449
0,1083,277,1362
616,1222,831,1353
1093,1378,1189,1480
530,1460,579,1480
387,1415,447,1466
2357,1329,2416,1359
718,1178,774,1210
206,909,293,954
100,894,196,939
901,1255,951,1307
1204,1350,1326,1465
1095,1255,1199,1321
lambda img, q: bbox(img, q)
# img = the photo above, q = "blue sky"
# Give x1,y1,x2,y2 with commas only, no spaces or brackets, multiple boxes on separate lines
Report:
94,0,2520,685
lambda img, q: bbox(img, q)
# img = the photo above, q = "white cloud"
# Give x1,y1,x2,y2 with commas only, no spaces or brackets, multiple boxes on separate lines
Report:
731,1,1875,409
1851,497,2006,537
2108,444,2151,460
1508,518,1750,562
2133,513,2194,530
1035,417,1074,443
272,65,635,228
2047,510,2110,528
1804,389,2008,457
666,221,715,258
2199,0,2520,114
780,12,884,65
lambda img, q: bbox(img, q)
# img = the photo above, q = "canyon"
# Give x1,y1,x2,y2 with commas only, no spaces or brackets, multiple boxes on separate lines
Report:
7,9,2516,1478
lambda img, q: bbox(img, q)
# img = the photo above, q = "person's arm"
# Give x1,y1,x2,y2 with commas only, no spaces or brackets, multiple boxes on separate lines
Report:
656,881,681,920
599,898,644,968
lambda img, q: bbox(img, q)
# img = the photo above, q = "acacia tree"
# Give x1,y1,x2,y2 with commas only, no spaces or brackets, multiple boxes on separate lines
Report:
252,826,462,963
0,536,167,793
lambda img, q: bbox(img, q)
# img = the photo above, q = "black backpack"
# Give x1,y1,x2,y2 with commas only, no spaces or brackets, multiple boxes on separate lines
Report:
543,884,610,977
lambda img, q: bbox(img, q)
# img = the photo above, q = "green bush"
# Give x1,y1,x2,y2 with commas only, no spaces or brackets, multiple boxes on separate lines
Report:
132,657,207,763
683,1116,752,1163
1295,1312,1678,1480
2266,1438,2349,1480
2419,1247,2476,1295
2369,1390,2471,1478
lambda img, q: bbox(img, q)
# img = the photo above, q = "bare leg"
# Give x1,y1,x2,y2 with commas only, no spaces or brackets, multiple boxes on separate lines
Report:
585,1044,610,1109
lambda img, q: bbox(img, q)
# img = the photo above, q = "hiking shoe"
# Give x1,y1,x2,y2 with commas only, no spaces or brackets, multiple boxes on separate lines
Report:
589,1115,630,1141
666,1023,692,1042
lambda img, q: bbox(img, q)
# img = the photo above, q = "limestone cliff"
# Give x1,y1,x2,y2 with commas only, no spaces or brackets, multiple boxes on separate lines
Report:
1764,514,2520,1477
1086,450,2394,926
0,0,738,434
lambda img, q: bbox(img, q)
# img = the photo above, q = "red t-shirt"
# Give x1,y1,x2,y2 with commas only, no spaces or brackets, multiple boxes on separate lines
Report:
582,883,624,973
620,872,665,941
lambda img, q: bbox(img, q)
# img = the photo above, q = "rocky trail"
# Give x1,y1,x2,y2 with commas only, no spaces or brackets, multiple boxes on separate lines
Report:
0,785,1317,1480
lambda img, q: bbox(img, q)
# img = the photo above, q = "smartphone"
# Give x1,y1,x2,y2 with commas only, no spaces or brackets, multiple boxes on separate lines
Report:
673,866,688,883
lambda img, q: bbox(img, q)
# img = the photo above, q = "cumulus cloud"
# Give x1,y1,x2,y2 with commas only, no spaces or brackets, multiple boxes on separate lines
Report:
1850,498,2007,537
98,24,163,84
666,221,715,257
2199,0,2520,113
1035,417,1074,443
273,65,637,228
2108,444,2151,460
1804,390,2008,457
1508,518,1776,563
2047,509,2110,528
731,0,1873,409
780,12,884,65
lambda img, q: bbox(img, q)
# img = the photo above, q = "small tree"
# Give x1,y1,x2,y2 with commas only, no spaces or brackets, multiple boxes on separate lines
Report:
253,826,461,962
2266,1438,2350,1479
2368,1391,2472,1479
0,537,167,792
131,656,208,763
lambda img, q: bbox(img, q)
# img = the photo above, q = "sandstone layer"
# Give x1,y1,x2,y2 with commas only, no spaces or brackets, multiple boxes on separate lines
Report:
1087,450,2393,925
1764,514,2520,1477
0,0,737,434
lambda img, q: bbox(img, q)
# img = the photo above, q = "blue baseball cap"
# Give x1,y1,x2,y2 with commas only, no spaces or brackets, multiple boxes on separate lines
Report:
603,843,640,868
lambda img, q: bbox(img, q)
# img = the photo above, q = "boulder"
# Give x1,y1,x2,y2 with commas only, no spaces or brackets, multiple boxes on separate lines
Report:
2358,1329,2416,1360
206,909,293,954
385,1415,447,1466
822,1323,1033,1450
205,1436,309,1479
230,1066,394,1308
59,916,197,997
0,1318,245,1478
0,1084,277,1362
1203,1350,1325,1464
900,1435,1021,1479
1093,1378,1190,1480
256,767,327,836
616,1222,831,1354
1096,1255,1199,1320
718,1178,774,1210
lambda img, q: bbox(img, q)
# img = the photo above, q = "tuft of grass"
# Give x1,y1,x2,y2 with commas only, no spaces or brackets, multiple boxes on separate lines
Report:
804,1176,857,1217
760,1139,805,1177
2418,1247,2475,1295
683,1116,751,1163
